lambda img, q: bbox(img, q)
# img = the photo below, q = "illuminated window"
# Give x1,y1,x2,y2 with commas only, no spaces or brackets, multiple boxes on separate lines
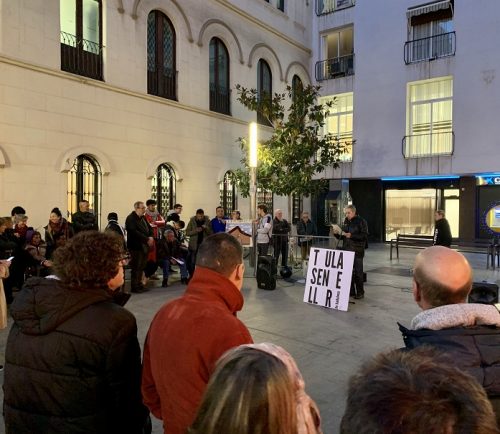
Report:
321,92,353,162
67,154,101,225
257,59,272,126
151,164,176,215
405,76,453,158
257,188,273,213
219,171,237,215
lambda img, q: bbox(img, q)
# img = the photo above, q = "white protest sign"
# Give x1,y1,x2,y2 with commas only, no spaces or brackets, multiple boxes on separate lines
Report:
303,248,355,311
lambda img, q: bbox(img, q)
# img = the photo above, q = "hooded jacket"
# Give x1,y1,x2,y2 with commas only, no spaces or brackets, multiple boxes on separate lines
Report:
142,266,253,434
3,277,147,434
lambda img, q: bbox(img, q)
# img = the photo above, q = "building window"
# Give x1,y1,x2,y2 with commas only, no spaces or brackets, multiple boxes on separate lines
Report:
209,38,231,115
257,59,272,126
316,27,354,81
277,0,285,12
151,163,176,215
291,75,303,101
147,10,177,100
404,77,453,158
405,1,455,64
219,171,237,215
257,188,273,212
316,0,355,16
322,92,353,162
67,154,102,225
292,194,302,224
60,0,103,80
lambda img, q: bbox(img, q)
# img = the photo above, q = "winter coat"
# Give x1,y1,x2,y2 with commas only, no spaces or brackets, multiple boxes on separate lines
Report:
3,277,148,434
399,303,500,398
185,215,212,251
142,267,253,434
125,211,153,252
340,215,368,257
71,211,98,233
256,213,273,245
297,219,317,245
433,218,452,247
156,237,186,262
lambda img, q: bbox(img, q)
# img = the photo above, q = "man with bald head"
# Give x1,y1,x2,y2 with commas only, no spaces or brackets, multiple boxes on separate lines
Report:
399,246,500,421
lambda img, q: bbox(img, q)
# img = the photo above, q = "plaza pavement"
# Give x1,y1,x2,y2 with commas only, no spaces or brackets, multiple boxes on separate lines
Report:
1,243,499,434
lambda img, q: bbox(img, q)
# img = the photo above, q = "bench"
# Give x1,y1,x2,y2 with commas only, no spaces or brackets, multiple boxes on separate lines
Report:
390,234,500,268
390,234,434,260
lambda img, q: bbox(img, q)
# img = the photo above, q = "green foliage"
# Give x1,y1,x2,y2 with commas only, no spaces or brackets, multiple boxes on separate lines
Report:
233,83,351,197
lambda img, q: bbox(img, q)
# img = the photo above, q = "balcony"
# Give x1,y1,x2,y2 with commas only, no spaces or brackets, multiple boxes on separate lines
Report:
316,0,355,16
147,68,177,101
60,31,103,81
209,84,231,116
402,131,454,158
315,54,354,82
404,31,456,64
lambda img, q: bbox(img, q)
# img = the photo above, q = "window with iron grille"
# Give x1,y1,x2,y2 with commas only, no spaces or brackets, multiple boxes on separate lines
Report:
291,75,303,101
219,171,237,216
209,38,231,115
147,10,177,100
60,0,103,80
67,154,102,226
151,164,176,215
292,194,302,224
257,59,272,126
257,188,273,213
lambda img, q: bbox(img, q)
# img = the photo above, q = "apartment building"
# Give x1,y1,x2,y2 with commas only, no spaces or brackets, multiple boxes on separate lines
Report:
0,0,311,228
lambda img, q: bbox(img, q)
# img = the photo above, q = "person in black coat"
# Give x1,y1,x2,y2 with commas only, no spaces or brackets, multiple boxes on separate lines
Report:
433,209,452,247
125,201,154,293
335,205,368,299
105,212,127,251
272,209,291,268
3,231,148,434
71,200,99,233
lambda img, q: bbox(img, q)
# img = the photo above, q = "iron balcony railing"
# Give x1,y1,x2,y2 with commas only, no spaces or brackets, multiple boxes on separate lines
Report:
404,31,456,64
315,54,354,81
148,68,177,101
402,131,455,158
60,31,103,81
316,0,355,16
209,84,231,116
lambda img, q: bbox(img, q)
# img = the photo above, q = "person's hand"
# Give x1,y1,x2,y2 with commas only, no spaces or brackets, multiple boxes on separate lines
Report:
170,259,176,264
13,233,20,238
196,227,203,233
147,237,155,247
43,260,53,267
0,260,11,268
344,232,352,238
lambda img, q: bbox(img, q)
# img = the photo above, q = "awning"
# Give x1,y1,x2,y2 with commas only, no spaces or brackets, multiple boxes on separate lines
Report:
406,0,451,19
325,190,341,200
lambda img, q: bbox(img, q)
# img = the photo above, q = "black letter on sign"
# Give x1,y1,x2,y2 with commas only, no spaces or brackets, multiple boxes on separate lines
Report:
325,289,332,308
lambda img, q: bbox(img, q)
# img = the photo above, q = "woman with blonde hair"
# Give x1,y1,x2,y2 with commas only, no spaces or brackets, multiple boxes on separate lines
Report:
189,343,322,434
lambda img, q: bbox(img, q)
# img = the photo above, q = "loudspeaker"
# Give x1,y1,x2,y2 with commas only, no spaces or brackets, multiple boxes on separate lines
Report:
257,255,277,290
468,282,499,305
280,266,293,279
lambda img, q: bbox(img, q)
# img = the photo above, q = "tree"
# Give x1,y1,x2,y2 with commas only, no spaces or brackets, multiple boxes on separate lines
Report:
233,83,351,201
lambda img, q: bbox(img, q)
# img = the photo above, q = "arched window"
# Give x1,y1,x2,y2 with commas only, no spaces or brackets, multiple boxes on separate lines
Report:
209,38,230,115
147,10,176,100
292,74,303,100
151,163,176,215
219,171,237,215
257,188,273,213
67,154,102,225
257,59,272,126
60,0,103,80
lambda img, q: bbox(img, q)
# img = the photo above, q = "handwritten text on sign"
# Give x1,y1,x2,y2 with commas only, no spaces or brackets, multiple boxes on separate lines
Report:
303,248,354,311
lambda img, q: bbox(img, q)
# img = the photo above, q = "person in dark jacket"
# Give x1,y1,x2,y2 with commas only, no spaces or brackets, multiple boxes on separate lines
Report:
334,205,368,299
297,211,317,261
3,231,148,434
398,246,500,424
44,207,74,259
72,199,99,233
105,212,127,251
272,209,291,268
125,201,154,294
433,209,452,247
157,229,189,287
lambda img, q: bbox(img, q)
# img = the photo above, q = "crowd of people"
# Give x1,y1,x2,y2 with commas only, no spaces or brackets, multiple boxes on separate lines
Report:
1,200,499,433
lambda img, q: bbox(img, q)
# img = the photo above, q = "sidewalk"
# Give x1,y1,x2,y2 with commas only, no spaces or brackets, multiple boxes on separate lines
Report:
1,243,499,434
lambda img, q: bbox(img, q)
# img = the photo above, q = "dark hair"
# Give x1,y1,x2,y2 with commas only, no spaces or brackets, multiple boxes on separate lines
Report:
216,206,224,211
146,199,156,206
107,212,118,221
52,231,125,290
50,207,62,218
167,213,180,223
196,209,204,215
258,204,268,214
174,204,183,209
340,347,499,434
178,220,185,229
196,233,243,277
11,206,26,216
189,348,298,434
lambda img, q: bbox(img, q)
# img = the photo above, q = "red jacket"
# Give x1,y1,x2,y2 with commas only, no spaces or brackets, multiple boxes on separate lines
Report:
141,267,253,434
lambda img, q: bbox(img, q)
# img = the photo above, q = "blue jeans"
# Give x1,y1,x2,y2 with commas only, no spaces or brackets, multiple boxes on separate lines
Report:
162,258,188,280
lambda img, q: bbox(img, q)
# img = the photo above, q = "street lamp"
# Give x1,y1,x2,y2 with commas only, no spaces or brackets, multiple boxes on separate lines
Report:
249,122,258,220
